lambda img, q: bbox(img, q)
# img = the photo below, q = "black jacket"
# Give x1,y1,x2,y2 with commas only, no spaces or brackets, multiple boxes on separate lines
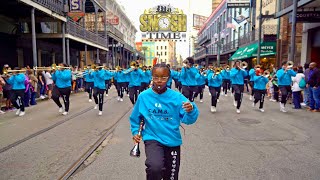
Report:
308,68,320,87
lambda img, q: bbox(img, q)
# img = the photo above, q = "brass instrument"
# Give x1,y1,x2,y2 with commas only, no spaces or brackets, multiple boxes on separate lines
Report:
33,66,52,71
3,68,27,75
240,61,248,69
194,64,199,69
182,59,189,67
130,116,145,158
52,64,72,70
263,70,270,78
214,68,221,75
286,61,294,68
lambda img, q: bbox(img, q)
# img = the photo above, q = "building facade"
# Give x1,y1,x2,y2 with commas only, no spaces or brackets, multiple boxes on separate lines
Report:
142,39,176,66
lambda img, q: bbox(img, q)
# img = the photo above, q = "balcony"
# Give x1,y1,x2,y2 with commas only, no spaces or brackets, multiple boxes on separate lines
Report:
197,35,211,46
32,0,64,15
275,0,317,17
66,20,108,48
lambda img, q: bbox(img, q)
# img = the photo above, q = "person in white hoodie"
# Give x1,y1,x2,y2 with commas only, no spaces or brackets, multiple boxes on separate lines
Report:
291,66,305,109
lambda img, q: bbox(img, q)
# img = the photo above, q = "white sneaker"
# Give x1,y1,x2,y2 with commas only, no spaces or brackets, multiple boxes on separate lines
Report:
117,97,120,101
120,98,123,102
225,94,228,97
211,106,216,113
300,103,307,106
217,99,220,103
236,109,240,114
269,98,276,102
0,110,5,114
94,105,98,110
62,111,68,116
208,93,211,96
200,99,203,103
19,111,25,117
15,109,21,115
89,99,92,102
233,101,237,107
252,103,256,108
59,107,63,113
106,94,109,97
98,111,102,116
40,95,45,99
259,109,265,112
249,95,253,101
127,94,129,97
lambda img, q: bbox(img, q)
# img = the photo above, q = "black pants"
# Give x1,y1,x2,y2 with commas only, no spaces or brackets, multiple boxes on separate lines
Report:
145,140,181,180
232,84,244,109
209,86,221,107
105,80,110,95
273,85,279,102
125,82,129,94
222,79,231,94
254,89,266,109
249,81,255,96
93,88,105,111
182,85,197,102
11,89,25,112
117,82,126,98
85,82,94,100
194,85,205,100
177,81,182,92
141,82,149,92
52,86,71,112
279,85,292,105
129,86,140,105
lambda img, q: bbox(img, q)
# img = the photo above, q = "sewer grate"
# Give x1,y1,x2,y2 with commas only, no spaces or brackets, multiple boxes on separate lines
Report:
238,118,261,124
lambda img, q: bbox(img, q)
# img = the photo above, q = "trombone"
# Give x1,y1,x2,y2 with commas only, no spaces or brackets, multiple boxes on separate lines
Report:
3,68,27,75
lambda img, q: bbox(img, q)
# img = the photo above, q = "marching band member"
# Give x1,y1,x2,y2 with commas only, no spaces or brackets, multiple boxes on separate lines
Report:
141,66,151,92
7,67,27,116
221,65,231,96
230,61,248,114
166,64,178,89
180,57,200,102
114,66,126,102
248,65,261,101
208,68,223,112
276,61,296,112
124,61,144,105
92,64,109,116
83,65,94,102
194,68,206,103
130,63,199,180
104,67,113,97
252,69,269,112
176,68,182,92
52,63,72,115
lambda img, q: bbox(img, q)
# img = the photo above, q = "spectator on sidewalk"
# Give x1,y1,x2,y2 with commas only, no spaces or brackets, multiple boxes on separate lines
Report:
0,76,5,114
302,63,310,106
28,70,38,105
307,62,320,112
291,66,305,109
38,70,46,99
43,69,53,99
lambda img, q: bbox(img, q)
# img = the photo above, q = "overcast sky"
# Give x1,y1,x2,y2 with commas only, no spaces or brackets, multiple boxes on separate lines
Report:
116,0,212,59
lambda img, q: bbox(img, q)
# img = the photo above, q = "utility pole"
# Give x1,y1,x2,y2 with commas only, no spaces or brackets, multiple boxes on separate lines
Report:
257,0,262,65
289,0,298,63
217,22,221,67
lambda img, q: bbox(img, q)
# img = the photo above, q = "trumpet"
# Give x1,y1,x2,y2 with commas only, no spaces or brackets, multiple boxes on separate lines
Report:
33,66,53,71
130,116,145,158
182,59,189,67
214,68,221,75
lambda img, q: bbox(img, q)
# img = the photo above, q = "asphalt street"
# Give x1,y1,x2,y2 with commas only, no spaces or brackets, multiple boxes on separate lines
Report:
73,88,320,180
1,87,320,180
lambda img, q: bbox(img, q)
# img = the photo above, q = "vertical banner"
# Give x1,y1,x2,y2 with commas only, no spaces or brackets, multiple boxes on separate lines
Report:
68,0,85,22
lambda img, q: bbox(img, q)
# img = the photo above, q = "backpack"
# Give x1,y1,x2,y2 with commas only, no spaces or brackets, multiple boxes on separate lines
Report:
299,77,306,89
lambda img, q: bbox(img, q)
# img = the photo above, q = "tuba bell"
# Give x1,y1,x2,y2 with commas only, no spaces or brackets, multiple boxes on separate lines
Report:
286,61,294,68
263,70,270,78
241,61,248,69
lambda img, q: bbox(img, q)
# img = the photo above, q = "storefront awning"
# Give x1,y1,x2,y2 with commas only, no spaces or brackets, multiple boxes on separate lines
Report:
229,42,276,61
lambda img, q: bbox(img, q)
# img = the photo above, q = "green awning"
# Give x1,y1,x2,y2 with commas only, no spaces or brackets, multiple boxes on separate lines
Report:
229,42,276,61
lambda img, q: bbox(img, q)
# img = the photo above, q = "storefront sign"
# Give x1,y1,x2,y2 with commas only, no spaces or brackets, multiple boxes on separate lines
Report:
227,0,250,8
68,0,84,22
296,11,320,23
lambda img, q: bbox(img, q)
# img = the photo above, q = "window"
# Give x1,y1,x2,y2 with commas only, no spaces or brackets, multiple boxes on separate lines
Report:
161,46,163,50
157,46,158,50
161,52,163,56
165,46,167,50
165,52,167,56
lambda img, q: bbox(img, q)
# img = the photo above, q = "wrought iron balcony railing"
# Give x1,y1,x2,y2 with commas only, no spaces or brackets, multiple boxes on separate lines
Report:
197,35,211,46
66,20,108,48
32,0,64,15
